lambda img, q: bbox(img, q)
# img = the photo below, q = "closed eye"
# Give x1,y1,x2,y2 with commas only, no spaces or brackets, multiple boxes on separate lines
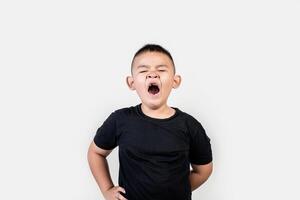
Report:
158,70,166,72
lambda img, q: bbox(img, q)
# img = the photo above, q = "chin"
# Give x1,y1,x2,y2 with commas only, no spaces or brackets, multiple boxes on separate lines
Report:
142,100,167,109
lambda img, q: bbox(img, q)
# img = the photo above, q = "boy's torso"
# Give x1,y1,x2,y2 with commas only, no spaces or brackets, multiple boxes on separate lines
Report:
115,103,192,200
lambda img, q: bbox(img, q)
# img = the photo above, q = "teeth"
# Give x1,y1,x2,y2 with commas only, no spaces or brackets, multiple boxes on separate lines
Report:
148,84,160,94
150,83,158,87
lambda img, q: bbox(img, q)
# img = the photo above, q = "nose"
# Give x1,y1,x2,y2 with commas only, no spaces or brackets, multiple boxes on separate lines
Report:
146,72,160,79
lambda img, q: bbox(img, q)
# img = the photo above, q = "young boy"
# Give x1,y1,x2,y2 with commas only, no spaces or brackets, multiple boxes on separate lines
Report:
87,44,213,200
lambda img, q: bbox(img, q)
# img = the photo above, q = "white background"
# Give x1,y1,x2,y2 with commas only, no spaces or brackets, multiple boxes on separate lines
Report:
0,0,299,199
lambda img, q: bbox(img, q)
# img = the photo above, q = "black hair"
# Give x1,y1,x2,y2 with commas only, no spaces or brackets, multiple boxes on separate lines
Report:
130,44,176,75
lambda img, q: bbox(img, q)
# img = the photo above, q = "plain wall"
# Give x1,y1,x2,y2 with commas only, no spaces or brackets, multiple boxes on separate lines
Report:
0,0,299,199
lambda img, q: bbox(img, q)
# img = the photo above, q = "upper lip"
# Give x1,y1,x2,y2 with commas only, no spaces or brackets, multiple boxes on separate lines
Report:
147,80,161,90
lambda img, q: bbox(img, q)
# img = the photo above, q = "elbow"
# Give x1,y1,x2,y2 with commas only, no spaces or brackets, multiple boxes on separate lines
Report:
191,161,213,178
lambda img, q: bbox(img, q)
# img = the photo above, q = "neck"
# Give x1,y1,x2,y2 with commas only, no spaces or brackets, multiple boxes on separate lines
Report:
140,103,175,119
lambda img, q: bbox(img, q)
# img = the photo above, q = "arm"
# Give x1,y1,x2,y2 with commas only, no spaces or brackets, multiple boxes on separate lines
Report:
189,161,213,192
87,141,115,194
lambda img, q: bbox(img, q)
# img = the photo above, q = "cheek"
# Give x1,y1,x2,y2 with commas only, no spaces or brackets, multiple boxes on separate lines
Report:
161,77,173,87
133,78,145,90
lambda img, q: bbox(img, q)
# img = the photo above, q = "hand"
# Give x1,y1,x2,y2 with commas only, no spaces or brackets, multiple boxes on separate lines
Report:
103,186,127,200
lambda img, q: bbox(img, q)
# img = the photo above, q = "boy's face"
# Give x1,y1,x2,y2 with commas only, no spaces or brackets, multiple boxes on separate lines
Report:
126,52,181,109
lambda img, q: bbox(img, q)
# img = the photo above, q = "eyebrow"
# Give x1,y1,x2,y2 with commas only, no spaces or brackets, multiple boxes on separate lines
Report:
136,64,168,69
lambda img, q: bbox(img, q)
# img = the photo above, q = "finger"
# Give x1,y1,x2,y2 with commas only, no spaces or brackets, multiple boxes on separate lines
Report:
116,186,126,194
115,192,127,200
117,193,128,200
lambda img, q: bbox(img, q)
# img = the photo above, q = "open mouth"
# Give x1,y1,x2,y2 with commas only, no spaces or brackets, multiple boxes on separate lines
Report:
148,83,160,95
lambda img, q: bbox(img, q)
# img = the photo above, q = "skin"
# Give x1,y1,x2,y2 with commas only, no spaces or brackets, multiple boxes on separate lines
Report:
126,51,181,118
87,51,213,200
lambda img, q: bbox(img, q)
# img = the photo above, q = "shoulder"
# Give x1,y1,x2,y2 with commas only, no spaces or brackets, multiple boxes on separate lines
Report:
98,105,135,128
178,108,204,128
109,105,137,119
177,108,207,137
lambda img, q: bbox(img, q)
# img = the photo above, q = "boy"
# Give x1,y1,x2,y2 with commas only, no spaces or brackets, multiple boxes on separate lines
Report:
87,44,213,200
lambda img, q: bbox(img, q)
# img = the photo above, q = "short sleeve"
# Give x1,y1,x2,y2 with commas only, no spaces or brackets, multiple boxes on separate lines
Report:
189,122,213,165
93,111,118,150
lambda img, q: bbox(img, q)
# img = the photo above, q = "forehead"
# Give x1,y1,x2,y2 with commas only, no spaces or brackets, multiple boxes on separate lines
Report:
132,51,173,71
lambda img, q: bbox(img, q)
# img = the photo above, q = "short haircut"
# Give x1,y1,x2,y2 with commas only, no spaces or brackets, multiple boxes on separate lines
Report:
130,44,176,75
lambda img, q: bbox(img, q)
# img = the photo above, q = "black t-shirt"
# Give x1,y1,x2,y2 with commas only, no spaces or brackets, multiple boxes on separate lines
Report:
93,103,213,200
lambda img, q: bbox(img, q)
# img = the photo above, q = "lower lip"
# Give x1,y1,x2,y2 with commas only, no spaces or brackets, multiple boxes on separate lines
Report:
148,90,160,97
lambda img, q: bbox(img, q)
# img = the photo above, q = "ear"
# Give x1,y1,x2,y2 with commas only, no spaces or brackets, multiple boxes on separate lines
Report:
126,76,136,90
172,74,181,89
